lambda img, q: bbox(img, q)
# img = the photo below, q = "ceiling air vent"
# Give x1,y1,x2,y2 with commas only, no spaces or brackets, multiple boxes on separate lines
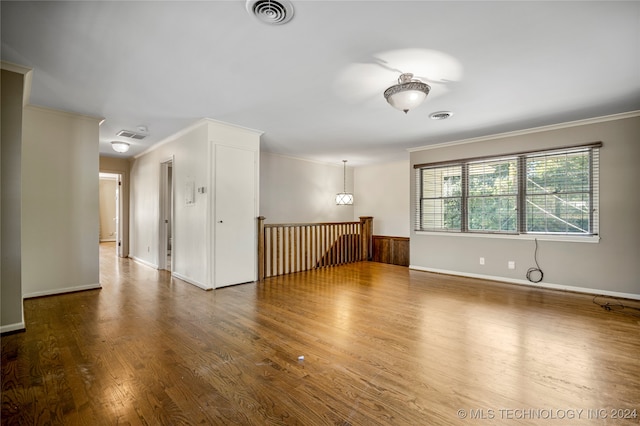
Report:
247,0,294,25
429,111,454,120
116,129,147,140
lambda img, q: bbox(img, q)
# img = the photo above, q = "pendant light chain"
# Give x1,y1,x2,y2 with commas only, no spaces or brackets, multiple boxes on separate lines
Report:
343,160,347,192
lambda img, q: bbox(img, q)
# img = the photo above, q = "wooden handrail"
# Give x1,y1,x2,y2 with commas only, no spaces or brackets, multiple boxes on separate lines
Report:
257,216,373,280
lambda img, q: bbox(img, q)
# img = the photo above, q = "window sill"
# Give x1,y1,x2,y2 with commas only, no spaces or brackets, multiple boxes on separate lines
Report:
414,231,600,243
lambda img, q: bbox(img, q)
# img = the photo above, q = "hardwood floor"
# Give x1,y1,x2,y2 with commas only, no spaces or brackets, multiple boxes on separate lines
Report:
2,243,639,425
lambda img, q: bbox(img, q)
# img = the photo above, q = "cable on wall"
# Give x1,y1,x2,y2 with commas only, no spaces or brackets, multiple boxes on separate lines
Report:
526,238,544,283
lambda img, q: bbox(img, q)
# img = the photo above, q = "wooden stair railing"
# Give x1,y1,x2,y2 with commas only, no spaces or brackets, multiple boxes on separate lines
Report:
257,216,373,280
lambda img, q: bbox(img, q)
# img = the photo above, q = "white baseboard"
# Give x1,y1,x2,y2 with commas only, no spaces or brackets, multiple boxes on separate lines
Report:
23,283,102,299
409,265,640,301
0,318,25,334
130,256,158,269
172,272,213,291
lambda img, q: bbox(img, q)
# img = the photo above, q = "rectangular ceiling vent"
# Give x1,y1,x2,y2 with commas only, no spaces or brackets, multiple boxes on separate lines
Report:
116,130,147,140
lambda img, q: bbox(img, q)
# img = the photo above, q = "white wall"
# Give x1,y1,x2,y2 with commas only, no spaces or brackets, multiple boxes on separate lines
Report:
260,153,410,237
22,106,101,298
1,66,28,332
130,122,209,287
409,113,640,299
99,178,117,241
130,119,261,289
354,159,410,237
260,153,354,223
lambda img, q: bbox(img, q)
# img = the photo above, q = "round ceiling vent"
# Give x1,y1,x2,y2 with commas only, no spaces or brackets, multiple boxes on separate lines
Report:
429,111,454,120
247,0,294,25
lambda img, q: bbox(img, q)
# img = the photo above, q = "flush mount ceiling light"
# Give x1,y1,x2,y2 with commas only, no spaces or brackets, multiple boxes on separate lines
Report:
246,0,294,25
335,160,353,205
383,73,431,114
111,141,130,153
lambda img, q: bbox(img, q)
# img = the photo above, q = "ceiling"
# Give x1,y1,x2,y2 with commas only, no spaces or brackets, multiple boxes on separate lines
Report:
2,1,639,166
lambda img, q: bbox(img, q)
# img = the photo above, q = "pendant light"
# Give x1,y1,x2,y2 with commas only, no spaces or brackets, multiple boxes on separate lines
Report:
335,160,353,205
384,73,431,114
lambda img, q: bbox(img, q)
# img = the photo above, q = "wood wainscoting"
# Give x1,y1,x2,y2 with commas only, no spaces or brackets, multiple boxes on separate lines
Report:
372,235,409,266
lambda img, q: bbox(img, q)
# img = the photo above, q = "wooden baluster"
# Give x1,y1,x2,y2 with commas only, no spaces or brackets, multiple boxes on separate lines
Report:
338,224,342,264
281,227,286,275
335,224,339,265
269,227,273,277
291,226,296,273
277,226,282,276
338,223,342,265
294,226,299,273
298,226,302,272
284,226,292,274
345,223,349,263
353,222,358,262
304,226,308,271
315,225,320,268
345,223,350,263
258,217,265,281
351,223,356,263
344,223,348,264
331,224,336,266
322,225,327,267
329,225,332,266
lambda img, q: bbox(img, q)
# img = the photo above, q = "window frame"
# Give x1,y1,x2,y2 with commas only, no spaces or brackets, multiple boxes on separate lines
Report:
414,142,601,241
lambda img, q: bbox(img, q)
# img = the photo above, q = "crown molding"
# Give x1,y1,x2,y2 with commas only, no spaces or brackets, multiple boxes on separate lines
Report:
1,61,33,107
24,104,104,123
134,117,264,159
407,110,640,153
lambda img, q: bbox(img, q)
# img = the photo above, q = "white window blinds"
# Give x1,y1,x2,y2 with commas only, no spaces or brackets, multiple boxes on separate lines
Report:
415,143,601,236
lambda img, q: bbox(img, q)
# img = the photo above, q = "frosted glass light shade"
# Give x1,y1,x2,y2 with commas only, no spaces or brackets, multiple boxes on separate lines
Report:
111,141,130,153
336,192,353,205
386,89,428,113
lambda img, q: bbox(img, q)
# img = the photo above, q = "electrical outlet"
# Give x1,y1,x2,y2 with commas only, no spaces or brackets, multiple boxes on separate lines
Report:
479,257,485,265
508,261,515,270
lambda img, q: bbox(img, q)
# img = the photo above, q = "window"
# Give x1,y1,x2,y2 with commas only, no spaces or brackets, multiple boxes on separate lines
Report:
420,164,462,231
468,157,518,232
415,143,600,236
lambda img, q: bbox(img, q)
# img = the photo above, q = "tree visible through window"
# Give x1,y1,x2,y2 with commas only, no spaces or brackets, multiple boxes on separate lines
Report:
526,150,593,234
468,158,518,232
415,144,599,236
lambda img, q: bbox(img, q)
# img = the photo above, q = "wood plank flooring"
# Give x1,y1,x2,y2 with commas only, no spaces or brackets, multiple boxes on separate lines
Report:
2,242,639,425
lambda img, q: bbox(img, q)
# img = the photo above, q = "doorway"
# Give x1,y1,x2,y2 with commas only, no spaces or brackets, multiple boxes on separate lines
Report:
159,159,174,271
99,172,122,256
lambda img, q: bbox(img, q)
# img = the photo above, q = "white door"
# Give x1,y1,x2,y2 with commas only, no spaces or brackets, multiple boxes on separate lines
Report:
116,175,122,257
159,159,173,271
214,144,256,287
